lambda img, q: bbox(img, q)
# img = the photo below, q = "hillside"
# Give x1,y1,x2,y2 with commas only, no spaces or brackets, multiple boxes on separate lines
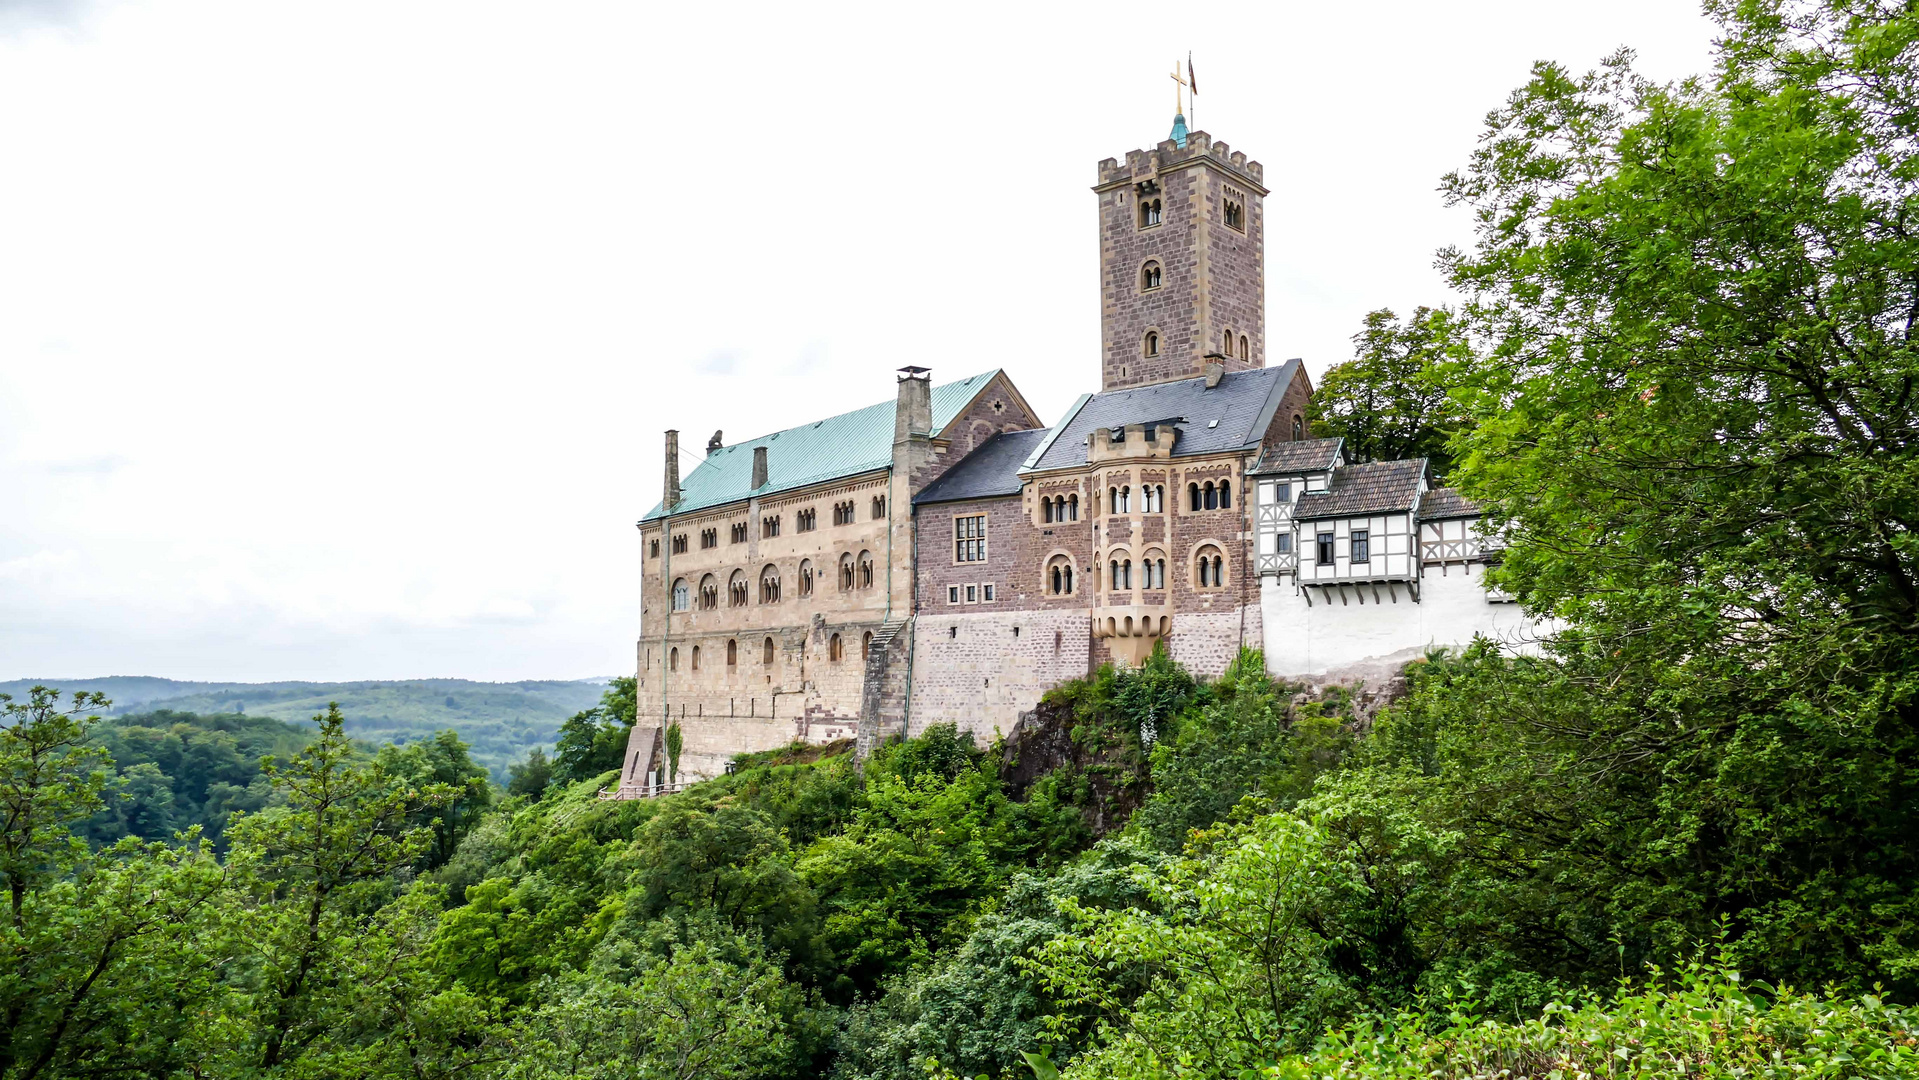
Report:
0,676,610,776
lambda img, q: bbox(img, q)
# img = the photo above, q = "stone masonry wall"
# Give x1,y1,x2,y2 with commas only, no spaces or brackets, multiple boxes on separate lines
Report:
1098,131,1266,391
907,608,1092,745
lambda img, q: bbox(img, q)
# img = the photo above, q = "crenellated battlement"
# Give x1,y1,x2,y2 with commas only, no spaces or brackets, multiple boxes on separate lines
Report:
1095,130,1264,190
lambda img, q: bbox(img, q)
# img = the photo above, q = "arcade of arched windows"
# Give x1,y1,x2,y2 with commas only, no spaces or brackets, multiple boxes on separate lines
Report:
1040,492,1080,524
1192,543,1228,589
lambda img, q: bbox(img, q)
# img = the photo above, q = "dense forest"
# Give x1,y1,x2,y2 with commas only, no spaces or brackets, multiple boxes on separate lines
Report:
0,677,609,778
7,2,1919,1076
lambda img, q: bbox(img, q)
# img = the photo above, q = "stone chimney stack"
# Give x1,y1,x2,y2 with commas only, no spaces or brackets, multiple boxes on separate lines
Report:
751,445,769,489
893,365,933,448
663,429,681,511
1203,360,1225,388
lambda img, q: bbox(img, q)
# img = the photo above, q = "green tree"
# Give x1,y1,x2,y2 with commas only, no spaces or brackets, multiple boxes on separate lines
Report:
1420,0,1919,993
0,688,227,1080
552,677,637,785
1308,306,1472,473
220,703,459,1072
376,729,494,870
507,747,553,801
665,722,683,786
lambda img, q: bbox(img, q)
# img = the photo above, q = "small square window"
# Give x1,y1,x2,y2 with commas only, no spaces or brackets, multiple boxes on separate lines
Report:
948,586,960,604
983,584,995,601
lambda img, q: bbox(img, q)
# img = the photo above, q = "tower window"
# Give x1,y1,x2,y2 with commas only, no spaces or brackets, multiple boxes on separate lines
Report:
1143,332,1159,358
1239,335,1250,360
763,636,775,664
830,634,843,662
1224,199,1244,231
798,558,814,597
1139,198,1162,228
1140,261,1162,291
649,538,659,558
671,578,689,611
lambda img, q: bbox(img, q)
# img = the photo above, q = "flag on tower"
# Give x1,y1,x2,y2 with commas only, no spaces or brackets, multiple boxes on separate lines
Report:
1188,52,1197,96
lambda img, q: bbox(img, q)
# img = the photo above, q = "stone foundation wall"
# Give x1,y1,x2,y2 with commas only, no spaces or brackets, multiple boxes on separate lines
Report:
1166,606,1260,679
906,609,1091,745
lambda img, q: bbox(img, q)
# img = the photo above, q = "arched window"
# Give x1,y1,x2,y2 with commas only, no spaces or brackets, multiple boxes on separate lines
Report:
763,636,775,664
1143,332,1159,358
799,558,814,597
1219,482,1231,509
858,550,874,588
1239,334,1249,359
1223,328,1234,353
1069,494,1079,520
691,645,701,671
1188,483,1201,511
830,633,843,662
669,647,679,671
727,639,737,666
760,564,781,603
1043,498,1054,523
699,573,719,610
1141,261,1162,290
1142,551,1167,589
1292,414,1304,441
1194,545,1227,589
872,495,886,519
1109,559,1119,589
671,578,689,611
1153,559,1167,588
840,553,855,590
862,631,873,660
1204,482,1218,510
729,569,749,607
1140,198,1161,227
1046,554,1076,596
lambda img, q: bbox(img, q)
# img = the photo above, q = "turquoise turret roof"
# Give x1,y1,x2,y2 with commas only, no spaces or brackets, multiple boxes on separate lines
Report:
640,370,1005,522
1169,111,1189,148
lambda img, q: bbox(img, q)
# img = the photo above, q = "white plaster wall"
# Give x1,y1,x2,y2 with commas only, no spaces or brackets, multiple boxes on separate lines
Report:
1261,562,1549,682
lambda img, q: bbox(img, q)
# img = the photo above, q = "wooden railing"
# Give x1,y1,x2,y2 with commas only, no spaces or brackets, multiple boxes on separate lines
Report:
598,781,687,801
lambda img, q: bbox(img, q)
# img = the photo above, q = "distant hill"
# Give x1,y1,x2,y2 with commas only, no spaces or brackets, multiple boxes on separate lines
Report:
0,676,612,777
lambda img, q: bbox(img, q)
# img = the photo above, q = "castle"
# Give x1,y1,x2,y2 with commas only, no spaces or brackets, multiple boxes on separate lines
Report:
614,113,1537,792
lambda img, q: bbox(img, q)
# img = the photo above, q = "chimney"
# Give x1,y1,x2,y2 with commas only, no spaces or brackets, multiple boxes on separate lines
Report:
893,365,933,446
706,430,724,455
751,445,768,489
1203,361,1225,388
663,429,681,511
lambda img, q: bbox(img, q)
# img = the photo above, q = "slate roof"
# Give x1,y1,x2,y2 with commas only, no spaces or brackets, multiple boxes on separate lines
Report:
914,428,1053,506
1292,458,1429,521
1023,360,1303,473
1418,487,1481,521
1251,436,1344,475
641,371,1004,521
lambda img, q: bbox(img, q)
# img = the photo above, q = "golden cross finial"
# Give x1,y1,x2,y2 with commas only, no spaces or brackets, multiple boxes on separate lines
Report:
1170,59,1189,114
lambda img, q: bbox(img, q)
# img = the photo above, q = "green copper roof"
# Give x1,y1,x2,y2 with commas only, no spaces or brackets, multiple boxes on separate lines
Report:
641,370,1004,522
1169,111,1188,148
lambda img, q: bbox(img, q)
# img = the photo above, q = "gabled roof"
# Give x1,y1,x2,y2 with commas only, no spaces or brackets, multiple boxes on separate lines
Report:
914,428,1052,506
641,371,1004,521
1292,459,1429,521
1252,436,1344,475
1024,360,1303,473
1418,487,1481,521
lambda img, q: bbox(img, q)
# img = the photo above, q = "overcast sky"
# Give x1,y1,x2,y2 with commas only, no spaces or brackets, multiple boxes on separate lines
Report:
0,0,1719,683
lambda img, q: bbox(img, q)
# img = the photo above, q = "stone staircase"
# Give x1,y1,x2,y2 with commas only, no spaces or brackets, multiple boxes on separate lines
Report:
856,618,913,762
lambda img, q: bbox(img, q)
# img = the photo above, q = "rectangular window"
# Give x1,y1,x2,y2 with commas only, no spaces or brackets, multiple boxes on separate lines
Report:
1278,533,1293,554
1316,533,1336,565
954,515,987,562
983,584,995,601
1351,530,1371,563
965,584,978,602
948,585,960,604
1276,482,1292,503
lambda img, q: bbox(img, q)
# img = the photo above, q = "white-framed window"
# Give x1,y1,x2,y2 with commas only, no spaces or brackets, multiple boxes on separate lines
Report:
965,584,978,602
983,584,996,601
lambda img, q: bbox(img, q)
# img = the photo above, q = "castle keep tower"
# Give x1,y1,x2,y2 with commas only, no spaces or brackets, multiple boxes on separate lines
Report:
1095,119,1267,391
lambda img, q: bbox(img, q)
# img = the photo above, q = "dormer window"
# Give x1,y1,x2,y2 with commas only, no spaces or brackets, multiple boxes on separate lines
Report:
1140,261,1162,291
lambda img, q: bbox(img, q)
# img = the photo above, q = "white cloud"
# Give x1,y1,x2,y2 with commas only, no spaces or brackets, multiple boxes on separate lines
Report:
0,0,1719,680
